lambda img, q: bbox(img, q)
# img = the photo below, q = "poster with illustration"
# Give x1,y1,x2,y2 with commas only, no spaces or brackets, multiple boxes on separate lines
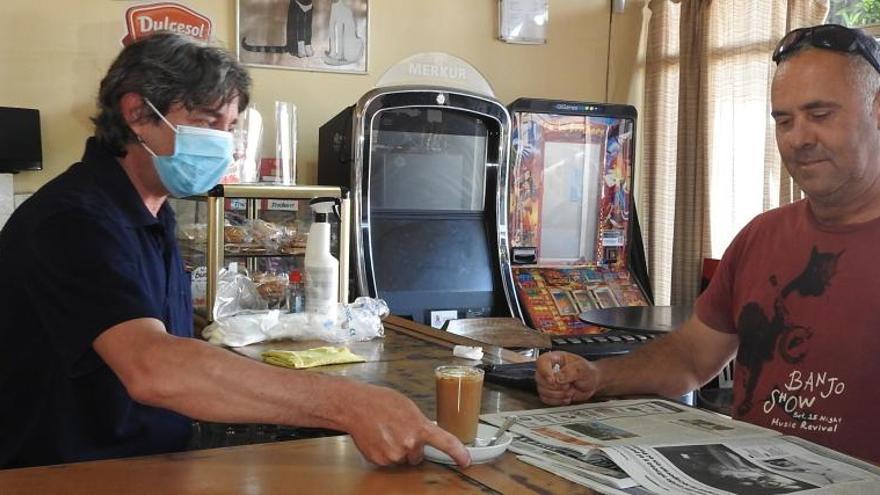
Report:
509,112,633,267
237,0,368,73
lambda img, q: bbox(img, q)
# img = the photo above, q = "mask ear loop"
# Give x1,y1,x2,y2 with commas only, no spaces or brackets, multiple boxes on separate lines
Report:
139,97,179,157
142,98,180,134
139,138,158,158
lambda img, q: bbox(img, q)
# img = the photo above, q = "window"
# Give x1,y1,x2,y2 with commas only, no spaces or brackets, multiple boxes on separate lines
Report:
641,1,828,305
704,14,779,259
828,0,880,35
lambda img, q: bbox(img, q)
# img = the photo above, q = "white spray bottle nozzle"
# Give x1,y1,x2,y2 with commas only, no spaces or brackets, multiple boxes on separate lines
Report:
309,197,339,222
309,198,336,214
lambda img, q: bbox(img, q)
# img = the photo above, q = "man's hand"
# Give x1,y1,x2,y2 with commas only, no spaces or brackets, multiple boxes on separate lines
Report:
535,351,600,405
343,383,471,468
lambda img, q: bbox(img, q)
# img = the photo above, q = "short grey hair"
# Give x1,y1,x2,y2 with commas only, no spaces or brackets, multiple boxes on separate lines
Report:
845,53,880,109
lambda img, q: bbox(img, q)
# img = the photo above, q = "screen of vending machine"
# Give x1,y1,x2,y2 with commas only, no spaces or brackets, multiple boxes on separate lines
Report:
368,108,488,212
367,213,499,322
370,214,494,293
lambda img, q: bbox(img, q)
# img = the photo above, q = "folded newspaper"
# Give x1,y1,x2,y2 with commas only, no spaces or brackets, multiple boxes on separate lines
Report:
480,399,880,495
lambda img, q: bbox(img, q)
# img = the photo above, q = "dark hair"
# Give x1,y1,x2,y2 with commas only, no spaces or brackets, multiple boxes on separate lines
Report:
92,32,252,156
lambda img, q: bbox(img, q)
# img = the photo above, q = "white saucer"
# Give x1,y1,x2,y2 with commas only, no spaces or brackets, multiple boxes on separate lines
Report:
424,423,513,465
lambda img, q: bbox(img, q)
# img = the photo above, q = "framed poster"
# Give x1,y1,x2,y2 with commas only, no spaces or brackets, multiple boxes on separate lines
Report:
498,0,548,44
237,0,368,73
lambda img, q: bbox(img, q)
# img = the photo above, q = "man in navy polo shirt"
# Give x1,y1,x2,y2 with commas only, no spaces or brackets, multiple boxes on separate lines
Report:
0,32,469,469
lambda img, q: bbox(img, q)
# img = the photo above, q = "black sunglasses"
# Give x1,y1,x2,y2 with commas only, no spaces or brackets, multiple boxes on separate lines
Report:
772,24,880,74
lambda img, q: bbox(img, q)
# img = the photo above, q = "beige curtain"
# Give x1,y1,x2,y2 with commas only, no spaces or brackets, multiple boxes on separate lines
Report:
640,0,829,306
642,0,681,307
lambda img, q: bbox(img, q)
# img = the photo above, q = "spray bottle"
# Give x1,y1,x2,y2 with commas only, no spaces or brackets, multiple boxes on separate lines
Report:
304,197,340,321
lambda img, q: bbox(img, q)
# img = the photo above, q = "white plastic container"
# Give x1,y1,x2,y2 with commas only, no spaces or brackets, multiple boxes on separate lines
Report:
304,198,339,321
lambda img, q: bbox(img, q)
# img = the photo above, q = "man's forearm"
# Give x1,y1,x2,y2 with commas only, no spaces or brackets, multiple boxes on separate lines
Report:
130,331,355,432
593,317,739,399
95,318,473,467
594,333,705,399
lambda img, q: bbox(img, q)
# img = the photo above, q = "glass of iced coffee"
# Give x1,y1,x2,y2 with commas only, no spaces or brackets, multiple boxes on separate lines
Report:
435,365,484,444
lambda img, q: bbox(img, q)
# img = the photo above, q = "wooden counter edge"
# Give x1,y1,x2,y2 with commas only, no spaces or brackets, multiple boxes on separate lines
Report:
382,315,534,364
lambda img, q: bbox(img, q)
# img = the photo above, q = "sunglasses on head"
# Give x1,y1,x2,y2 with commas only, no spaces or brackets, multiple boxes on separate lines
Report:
772,24,880,74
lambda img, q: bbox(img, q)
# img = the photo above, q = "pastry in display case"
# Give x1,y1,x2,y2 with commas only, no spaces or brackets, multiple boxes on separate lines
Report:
170,184,350,323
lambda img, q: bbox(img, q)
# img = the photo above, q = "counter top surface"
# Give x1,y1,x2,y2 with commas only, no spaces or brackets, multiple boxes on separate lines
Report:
232,316,543,418
0,435,590,494
0,316,593,494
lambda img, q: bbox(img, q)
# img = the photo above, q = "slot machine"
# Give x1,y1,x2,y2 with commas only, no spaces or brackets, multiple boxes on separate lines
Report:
318,53,521,325
504,98,656,357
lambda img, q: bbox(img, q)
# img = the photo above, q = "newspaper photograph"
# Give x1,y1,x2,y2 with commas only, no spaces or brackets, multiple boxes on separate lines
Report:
516,455,656,495
603,437,879,494
482,399,880,494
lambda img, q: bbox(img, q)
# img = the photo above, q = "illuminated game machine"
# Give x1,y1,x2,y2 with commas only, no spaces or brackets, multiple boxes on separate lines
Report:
505,98,654,353
318,53,521,325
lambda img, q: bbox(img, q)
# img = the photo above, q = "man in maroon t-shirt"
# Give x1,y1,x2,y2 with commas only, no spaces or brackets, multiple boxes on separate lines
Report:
535,24,880,464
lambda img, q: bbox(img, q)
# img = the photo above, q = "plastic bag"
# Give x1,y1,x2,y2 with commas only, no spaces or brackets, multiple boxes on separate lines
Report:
213,263,267,321
252,271,288,309
202,297,389,347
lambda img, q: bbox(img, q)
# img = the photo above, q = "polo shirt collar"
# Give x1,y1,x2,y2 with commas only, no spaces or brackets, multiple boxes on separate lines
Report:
82,137,170,228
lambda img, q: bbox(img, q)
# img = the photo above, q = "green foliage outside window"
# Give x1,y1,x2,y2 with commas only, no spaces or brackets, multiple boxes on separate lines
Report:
828,0,880,27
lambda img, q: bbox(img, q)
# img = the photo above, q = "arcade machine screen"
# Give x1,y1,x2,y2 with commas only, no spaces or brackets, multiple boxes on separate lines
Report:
366,108,502,323
509,107,650,336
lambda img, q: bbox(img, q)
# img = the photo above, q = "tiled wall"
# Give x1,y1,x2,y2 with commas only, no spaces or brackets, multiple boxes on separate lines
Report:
0,174,13,229
0,175,31,230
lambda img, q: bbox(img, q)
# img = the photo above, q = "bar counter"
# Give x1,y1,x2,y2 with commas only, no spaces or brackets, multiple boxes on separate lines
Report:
0,316,594,494
0,434,593,494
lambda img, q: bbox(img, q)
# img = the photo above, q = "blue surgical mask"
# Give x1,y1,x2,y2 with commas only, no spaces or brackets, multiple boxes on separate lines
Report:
140,98,234,198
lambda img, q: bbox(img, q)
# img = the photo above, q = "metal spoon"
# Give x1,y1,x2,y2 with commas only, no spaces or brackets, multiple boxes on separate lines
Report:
475,415,518,447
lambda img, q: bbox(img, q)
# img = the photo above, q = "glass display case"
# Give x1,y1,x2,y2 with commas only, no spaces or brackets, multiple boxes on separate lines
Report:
171,184,350,323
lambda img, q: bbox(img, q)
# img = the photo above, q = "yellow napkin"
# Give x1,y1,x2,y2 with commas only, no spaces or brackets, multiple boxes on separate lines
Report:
261,347,366,369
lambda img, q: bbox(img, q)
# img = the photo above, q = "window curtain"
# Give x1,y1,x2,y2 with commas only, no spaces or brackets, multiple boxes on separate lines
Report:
640,0,829,306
